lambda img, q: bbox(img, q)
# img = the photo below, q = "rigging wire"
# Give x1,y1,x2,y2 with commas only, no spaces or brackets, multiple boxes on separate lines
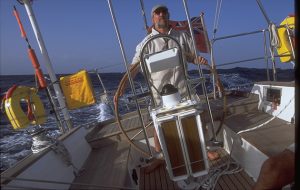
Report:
255,0,271,24
139,0,148,32
212,0,222,39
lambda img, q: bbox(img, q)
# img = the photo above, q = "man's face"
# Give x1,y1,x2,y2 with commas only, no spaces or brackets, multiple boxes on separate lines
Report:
152,8,169,29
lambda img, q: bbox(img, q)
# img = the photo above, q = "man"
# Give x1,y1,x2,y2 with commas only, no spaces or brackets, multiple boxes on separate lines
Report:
130,4,208,106
253,143,295,189
118,4,219,168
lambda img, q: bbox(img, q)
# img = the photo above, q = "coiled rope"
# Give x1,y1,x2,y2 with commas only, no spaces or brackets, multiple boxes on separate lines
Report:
196,140,242,190
269,23,280,48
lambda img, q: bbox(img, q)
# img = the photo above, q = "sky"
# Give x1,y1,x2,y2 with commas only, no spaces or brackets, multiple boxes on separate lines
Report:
0,0,295,75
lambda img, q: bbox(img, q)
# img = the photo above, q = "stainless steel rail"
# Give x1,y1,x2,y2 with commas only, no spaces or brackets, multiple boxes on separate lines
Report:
107,0,152,156
182,0,221,147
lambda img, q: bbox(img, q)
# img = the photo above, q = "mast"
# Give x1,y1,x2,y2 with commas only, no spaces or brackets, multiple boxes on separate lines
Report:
22,0,72,130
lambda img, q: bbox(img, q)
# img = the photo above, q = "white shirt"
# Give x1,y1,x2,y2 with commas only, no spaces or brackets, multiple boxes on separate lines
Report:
131,27,196,106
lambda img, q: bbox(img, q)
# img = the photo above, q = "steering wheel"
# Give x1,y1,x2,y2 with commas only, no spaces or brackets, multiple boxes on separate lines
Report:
113,62,152,157
113,61,227,157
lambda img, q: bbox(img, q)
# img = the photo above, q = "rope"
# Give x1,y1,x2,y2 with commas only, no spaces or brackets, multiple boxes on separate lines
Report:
199,94,295,189
196,140,242,190
269,23,280,48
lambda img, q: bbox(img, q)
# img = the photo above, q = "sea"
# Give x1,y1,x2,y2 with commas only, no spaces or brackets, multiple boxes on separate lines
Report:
0,67,294,173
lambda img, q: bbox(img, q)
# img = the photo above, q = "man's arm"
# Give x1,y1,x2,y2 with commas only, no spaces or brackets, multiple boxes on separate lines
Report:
253,148,295,190
114,62,140,103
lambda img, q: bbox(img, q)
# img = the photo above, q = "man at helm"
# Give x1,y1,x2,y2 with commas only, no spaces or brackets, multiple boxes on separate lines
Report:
118,4,219,170
131,4,209,106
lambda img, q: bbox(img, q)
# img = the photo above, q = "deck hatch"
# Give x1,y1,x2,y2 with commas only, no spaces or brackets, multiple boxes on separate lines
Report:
153,105,209,181
161,120,187,177
180,115,205,173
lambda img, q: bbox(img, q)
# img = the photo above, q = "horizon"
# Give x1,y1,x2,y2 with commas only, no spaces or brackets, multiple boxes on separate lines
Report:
0,0,295,75
0,67,295,76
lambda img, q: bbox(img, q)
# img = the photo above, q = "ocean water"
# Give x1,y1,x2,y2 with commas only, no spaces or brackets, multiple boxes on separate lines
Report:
0,68,294,172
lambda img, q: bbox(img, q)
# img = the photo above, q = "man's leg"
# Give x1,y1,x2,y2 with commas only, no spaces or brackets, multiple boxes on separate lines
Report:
145,129,164,173
253,149,295,190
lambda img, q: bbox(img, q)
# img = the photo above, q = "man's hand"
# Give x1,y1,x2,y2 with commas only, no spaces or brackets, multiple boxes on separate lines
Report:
196,56,208,65
185,52,208,65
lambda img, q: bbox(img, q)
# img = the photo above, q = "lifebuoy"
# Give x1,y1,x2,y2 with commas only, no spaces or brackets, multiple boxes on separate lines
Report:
277,15,295,63
4,85,47,130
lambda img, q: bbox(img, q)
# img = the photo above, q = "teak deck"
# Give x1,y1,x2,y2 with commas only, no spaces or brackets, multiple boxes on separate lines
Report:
73,89,294,189
139,148,255,190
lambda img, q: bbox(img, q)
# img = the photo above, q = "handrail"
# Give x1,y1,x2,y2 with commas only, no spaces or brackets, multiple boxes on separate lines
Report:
210,25,294,81
212,25,288,43
212,29,265,42
107,0,152,157
216,54,291,67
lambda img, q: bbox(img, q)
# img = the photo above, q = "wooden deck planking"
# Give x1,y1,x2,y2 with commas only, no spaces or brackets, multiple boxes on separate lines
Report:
208,152,223,190
163,163,176,190
218,150,240,190
149,168,157,189
213,151,231,190
139,148,254,190
87,111,151,146
144,171,151,190
159,164,169,190
70,142,131,189
139,167,145,190
240,170,255,187
232,171,252,190
83,95,272,190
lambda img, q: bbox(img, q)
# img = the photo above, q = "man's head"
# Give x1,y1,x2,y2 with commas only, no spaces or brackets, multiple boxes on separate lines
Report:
151,4,170,31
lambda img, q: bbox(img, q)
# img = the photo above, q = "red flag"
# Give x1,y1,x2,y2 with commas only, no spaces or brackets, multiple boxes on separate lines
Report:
169,17,210,53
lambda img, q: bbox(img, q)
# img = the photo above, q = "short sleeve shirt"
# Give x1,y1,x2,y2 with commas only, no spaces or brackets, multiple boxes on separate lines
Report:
132,28,194,105
131,27,196,106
